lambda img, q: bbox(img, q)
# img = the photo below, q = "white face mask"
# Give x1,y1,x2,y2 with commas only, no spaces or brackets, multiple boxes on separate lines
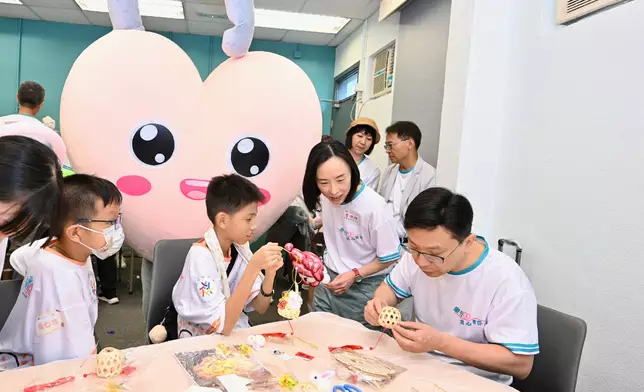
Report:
79,224,125,260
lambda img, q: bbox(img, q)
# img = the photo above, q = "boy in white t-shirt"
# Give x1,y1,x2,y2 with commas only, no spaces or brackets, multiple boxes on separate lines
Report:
172,174,283,337
365,188,538,384
0,174,124,370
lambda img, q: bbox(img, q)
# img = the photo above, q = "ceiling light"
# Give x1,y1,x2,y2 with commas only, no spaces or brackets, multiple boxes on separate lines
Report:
255,9,350,34
75,0,184,20
0,0,23,5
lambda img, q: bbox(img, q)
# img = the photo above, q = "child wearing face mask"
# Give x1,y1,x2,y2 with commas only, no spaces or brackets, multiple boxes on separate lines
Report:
0,174,123,370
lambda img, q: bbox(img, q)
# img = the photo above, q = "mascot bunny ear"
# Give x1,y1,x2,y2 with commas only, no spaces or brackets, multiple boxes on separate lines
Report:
107,0,145,31
222,0,255,58
106,0,253,57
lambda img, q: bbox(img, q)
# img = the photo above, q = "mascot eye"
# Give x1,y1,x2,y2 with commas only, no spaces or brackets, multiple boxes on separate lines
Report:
131,123,175,166
231,137,269,177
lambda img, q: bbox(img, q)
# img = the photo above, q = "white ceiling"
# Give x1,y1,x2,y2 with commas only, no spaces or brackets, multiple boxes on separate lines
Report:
0,0,380,46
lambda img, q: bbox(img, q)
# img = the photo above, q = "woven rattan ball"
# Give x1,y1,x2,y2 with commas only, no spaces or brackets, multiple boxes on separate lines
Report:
378,306,402,328
96,347,125,378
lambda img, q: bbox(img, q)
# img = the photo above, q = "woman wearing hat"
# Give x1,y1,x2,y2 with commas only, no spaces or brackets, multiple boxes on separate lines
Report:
345,117,381,190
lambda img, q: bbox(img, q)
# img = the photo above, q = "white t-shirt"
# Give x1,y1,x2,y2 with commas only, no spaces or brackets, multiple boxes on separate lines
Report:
0,114,70,167
385,238,539,384
0,114,53,150
321,182,401,276
0,240,97,370
357,156,381,191
387,168,414,238
172,242,263,338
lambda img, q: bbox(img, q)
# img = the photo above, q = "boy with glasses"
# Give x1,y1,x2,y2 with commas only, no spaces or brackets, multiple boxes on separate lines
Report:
0,174,123,369
364,188,538,385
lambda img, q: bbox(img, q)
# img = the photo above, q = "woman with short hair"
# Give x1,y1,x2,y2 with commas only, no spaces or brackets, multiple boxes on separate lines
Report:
344,117,381,191
302,141,400,328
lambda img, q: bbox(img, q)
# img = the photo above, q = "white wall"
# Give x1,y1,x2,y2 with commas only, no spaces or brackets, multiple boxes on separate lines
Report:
392,0,451,167
440,1,644,390
334,11,400,175
437,0,515,237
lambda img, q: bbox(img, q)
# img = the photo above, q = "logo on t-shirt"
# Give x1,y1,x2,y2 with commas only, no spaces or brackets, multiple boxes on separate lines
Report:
344,210,360,225
197,277,215,298
88,273,98,302
453,306,484,327
339,227,362,241
22,276,34,298
36,310,65,337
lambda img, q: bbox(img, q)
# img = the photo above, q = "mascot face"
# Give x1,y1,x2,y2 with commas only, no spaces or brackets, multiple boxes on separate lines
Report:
61,31,321,260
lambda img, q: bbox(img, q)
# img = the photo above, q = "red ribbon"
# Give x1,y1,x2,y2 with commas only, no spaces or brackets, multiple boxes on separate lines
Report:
261,332,288,339
24,376,75,392
369,329,387,350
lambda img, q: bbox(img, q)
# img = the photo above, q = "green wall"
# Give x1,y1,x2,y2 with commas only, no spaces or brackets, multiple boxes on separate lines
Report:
0,18,335,134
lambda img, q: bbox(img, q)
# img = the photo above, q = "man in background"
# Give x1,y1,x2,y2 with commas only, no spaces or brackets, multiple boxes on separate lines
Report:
1,81,48,130
1,82,122,302
379,121,437,243
1,82,53,277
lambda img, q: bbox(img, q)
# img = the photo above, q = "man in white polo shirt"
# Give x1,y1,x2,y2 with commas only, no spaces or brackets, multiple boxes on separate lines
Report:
365,188,538,384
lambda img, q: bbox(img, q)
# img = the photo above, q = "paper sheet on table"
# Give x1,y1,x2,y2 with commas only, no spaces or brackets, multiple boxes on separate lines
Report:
217,374,251,391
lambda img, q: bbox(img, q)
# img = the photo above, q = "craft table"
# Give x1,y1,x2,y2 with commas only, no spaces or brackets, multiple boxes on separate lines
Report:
0,312,516,392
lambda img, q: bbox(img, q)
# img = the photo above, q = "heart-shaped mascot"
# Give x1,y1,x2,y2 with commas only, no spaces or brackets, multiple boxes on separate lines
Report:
60,0,321,261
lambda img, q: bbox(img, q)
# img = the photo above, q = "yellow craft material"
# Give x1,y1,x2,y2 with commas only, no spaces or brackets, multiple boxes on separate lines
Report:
378,306,402,328
294,382,319,392
279,374,298,389
277,290,303,320
105,381,129,391
96,347,125,378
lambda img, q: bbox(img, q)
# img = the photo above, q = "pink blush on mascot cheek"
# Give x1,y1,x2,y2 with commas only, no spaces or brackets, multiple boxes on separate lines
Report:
60,15,321,261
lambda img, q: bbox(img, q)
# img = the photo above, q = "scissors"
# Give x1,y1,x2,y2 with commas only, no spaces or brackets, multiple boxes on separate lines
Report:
333,384,362,392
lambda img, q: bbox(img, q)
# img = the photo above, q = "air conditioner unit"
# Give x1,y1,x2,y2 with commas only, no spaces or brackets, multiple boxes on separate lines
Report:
556,0,626,24
372,44,395,98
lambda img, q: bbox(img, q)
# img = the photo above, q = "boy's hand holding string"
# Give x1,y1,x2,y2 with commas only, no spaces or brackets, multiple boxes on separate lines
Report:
220,242,282,335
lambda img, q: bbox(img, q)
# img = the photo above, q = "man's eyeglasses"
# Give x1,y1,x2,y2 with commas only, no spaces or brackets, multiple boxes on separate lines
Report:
75,214,122,229
383,141,402,151
401,241,462,264
384,137,413,151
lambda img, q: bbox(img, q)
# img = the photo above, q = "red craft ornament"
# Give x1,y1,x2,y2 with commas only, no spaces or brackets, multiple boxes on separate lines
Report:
284,243,324,287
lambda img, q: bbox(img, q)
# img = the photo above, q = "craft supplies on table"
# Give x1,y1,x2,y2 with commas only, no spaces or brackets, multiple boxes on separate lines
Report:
331,349,407,389
1,313,517,392
173,344,281,391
